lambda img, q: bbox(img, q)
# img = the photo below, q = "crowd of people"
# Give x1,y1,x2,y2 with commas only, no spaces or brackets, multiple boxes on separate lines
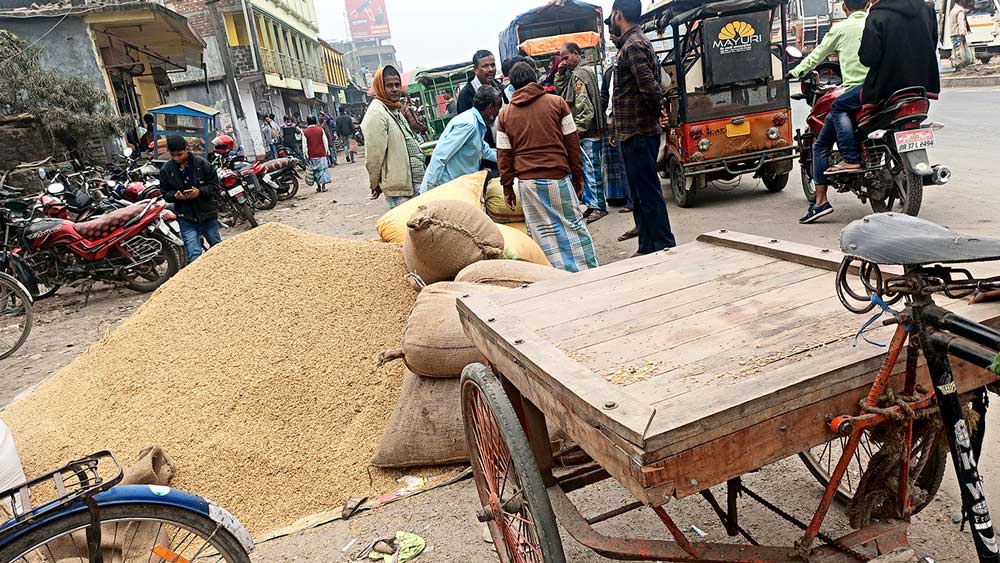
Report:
361,0,675,274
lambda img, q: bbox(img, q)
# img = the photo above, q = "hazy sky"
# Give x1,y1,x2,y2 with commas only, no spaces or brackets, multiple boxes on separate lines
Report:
315,0,625,71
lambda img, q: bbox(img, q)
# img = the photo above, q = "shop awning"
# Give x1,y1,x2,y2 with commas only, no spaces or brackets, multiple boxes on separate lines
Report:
85,3,205,71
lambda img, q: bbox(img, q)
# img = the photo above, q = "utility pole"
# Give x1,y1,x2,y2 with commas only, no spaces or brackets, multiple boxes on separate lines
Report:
206,0,245,120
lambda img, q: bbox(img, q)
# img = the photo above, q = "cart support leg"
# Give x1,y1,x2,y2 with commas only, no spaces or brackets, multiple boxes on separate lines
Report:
653,506,702,559
728,478,740,537
500,376,556,487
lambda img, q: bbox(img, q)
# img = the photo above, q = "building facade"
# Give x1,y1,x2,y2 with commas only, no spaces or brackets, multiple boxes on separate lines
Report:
320,40,350,109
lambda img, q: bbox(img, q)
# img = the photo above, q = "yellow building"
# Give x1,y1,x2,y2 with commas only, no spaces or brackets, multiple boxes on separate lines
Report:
320,40,350,105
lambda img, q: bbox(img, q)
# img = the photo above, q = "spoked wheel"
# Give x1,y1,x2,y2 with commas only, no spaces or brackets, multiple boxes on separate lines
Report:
0,272,32,360
799,421,947,515
0,503,251,563
461,364,565,563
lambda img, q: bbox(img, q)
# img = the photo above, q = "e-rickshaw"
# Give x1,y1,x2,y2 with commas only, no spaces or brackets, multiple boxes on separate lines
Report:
644,0,798,207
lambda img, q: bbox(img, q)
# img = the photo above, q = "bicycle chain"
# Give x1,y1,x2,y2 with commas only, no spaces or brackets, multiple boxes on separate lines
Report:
740,485,870,562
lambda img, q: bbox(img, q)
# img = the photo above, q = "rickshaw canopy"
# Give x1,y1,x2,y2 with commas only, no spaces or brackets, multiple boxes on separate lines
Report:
645,0,788,28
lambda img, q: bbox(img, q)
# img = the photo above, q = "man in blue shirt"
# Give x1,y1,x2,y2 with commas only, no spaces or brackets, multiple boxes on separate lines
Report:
422,85,503,190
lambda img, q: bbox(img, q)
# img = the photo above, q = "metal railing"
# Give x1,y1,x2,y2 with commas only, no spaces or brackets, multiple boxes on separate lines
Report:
259,48,324,82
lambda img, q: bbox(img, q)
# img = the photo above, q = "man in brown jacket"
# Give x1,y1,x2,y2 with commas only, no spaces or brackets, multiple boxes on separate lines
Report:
497,61,598,272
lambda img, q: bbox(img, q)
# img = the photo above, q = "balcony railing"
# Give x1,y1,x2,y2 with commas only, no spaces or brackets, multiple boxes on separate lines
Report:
260,48,324,83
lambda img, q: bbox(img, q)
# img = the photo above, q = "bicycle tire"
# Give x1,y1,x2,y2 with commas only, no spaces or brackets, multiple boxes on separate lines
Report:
0,272,32,361
0,503,251,563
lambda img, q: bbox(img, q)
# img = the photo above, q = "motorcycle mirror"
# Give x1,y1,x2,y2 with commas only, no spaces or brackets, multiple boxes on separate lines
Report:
786,46,804,60
123,147,134,158
37,168,46,179
46,183,65,195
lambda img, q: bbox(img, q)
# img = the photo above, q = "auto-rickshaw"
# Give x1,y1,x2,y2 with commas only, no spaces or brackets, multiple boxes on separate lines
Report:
644,0,797,207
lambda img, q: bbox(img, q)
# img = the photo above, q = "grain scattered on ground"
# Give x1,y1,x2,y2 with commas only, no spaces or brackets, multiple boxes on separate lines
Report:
2,223,417,536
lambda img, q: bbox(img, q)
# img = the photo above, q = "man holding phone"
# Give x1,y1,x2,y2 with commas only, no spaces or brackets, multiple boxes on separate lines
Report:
160,135,222,262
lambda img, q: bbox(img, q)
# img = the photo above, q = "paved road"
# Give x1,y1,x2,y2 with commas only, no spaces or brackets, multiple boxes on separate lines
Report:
254,87,1000,562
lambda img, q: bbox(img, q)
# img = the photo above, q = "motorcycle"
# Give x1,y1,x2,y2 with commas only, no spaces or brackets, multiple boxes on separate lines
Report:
793,61,950,216
260,156,301,201
216,168,259,229
8,197,181,297
210,149,278,211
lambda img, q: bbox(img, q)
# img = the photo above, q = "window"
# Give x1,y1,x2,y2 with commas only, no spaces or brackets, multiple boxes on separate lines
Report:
225,13,250,47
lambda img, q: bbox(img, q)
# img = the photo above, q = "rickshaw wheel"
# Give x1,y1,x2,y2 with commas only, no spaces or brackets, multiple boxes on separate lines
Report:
761,170,790,192
461,364,566,563
669,159,698,208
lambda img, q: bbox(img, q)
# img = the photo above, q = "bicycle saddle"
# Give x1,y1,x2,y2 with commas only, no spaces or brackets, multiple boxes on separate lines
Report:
841,213,1000,265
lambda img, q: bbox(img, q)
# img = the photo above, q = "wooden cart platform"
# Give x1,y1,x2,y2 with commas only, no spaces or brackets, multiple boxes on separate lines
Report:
457,231,1000,510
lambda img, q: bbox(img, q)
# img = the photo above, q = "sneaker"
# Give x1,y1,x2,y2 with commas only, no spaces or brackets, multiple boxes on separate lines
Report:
800,202,834,224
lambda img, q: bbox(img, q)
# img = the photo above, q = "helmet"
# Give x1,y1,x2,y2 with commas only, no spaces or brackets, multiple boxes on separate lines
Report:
212,134,235,155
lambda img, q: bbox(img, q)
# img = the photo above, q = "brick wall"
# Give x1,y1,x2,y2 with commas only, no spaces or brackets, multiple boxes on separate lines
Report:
230,45,255,76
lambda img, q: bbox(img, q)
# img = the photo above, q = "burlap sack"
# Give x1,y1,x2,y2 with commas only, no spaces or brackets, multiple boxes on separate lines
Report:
399,282,506,378
455,259,570,288
376,170,488,243
371,370,467,468
403,200,505,284
484,178,524,223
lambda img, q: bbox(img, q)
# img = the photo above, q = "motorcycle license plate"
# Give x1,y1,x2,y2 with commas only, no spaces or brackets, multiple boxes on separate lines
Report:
894,129,935,153
228,186,245,197
726,122,751,138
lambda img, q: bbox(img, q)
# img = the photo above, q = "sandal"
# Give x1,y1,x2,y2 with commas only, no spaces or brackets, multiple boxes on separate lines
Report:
825,162,863,175
618,227,638,242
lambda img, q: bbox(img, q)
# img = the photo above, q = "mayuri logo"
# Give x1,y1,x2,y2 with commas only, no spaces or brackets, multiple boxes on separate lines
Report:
714,21,763,54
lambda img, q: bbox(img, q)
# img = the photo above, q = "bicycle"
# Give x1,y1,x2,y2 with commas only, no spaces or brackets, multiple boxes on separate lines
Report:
836,212,1000,563
0,451,253,563
0,270,31,361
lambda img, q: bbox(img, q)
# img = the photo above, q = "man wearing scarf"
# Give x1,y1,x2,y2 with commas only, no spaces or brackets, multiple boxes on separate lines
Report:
555,42,608,224
361,65,426,208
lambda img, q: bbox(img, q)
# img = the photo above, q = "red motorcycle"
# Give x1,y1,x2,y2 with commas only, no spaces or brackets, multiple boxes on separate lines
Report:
217,168,259,229
793,62,950,216
14,198,180,295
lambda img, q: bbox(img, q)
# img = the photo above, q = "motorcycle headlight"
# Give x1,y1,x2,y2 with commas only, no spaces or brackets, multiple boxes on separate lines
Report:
697,138,711,152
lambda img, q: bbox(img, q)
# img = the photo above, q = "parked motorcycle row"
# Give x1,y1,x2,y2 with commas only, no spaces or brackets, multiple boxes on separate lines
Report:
0,143,304,305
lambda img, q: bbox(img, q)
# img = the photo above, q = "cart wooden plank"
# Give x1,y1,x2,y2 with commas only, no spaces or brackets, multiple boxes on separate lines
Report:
457,230,1000,506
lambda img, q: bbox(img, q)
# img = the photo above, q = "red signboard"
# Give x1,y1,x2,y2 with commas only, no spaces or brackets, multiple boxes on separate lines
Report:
346,0,391,39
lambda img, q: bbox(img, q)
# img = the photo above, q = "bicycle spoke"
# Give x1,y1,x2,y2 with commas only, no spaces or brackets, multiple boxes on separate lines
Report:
147,521,164,563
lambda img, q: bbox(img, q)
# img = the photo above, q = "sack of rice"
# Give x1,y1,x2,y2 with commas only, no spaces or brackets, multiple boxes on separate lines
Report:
484,178,524,223
376,170,488,243
456,259,569,288
403,200,504,284
371,371,466,468
0,418,24,514
496,223,549,266
393,282,505,378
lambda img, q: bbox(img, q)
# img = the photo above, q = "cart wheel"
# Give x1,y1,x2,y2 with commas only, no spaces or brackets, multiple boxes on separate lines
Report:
461,364,566,563
799,423,947,515
669,159,697,208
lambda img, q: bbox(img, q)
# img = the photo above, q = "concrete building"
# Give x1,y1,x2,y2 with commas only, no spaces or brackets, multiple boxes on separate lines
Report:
330,37,398,91
165,0,325,158
0,0,205,158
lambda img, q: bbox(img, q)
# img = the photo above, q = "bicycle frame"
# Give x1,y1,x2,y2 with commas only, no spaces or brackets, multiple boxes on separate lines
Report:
820,277,1000,562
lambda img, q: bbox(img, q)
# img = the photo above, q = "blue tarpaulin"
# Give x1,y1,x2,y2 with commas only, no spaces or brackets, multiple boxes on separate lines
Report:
499,0,605,62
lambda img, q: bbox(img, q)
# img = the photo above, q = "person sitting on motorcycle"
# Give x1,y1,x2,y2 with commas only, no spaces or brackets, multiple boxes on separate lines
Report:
859,0,940,108
790,0,869,224
160,136,222,263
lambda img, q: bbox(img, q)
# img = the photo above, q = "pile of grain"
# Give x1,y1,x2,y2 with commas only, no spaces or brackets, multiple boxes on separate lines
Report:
1,223,416,536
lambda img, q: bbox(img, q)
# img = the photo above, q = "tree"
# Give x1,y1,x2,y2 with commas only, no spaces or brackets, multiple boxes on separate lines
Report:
0,30,128,155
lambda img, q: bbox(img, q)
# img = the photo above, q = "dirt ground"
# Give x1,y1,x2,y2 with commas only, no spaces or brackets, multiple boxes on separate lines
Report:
0,155,987,562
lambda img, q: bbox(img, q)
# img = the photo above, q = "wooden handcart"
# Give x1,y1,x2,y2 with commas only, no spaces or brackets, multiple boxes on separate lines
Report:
456,230,1000,563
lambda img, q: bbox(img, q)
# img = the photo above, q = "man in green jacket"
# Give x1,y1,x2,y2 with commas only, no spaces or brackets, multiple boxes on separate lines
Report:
791,0,868,224
361,65,426,208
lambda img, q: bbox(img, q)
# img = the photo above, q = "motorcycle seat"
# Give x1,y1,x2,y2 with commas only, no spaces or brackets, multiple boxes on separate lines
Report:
262,158,291,173
74,204,146,241
842,213,1000,266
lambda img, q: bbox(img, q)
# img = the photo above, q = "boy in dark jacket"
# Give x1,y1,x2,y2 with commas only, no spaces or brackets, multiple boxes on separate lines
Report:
859,0,940,105
160,136,221,263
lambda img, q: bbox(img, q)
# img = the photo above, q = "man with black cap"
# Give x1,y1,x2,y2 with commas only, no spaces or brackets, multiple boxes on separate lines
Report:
608,0,677,256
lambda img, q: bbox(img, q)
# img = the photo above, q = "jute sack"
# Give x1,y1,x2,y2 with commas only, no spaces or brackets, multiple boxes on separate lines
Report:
385,282,506,378
376,170,488,243
484,178,524,223
455,259,569,288
496,223,549,266
403,200,504,284
371,370,466,468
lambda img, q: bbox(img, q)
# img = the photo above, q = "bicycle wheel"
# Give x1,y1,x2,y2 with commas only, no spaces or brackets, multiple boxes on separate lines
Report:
799,421,947,515
0,272,32,360
461,364,565,563
0,503,251,563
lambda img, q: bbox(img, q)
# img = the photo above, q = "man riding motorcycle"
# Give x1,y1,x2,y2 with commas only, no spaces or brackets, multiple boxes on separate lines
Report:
791,0,868,224
859,0,941,105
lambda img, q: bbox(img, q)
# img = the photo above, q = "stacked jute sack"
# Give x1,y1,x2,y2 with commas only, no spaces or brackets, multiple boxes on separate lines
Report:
371,171,571,468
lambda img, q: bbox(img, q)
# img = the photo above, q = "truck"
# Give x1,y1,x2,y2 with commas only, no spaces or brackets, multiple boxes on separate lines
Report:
499,0,606,72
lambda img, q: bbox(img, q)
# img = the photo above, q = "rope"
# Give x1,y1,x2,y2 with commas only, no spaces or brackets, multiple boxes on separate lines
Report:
853,294,911,348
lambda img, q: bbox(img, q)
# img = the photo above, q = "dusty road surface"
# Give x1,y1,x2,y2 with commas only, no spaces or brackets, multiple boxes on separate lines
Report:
3,87,999,562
